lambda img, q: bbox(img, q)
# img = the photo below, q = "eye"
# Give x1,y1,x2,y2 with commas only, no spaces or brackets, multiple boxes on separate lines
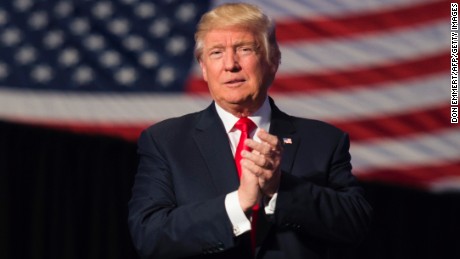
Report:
209,49,223,59
237,46,255,56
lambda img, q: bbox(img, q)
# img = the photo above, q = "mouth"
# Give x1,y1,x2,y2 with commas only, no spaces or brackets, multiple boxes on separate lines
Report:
224,78,246,87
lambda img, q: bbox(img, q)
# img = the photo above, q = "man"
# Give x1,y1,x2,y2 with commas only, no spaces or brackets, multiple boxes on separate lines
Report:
128,3,372,259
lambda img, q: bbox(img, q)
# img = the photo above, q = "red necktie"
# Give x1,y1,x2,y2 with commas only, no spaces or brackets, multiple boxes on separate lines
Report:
233,117,259,254
234,117,256,178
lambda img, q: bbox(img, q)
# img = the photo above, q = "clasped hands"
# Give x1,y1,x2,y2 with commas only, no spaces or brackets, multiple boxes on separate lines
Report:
238,129,283,212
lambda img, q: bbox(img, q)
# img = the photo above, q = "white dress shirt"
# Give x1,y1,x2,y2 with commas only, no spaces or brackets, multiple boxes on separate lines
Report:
215,97,278,236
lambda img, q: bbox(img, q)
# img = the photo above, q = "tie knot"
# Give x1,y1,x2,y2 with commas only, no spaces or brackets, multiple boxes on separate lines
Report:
234,117,257,133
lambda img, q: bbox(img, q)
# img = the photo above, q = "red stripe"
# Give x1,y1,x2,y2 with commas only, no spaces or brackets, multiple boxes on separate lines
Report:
356,161,460,190
28,104,452,143
13,104,452,144
186,52,449,93
10,119,149,142
330,104,454,142
271,52,448,92
48,123,148,142
276,0,449,42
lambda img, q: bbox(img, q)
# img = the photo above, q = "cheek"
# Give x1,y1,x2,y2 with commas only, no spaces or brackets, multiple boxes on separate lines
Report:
199,62,209,82
201,62,223,83
249,63,266,84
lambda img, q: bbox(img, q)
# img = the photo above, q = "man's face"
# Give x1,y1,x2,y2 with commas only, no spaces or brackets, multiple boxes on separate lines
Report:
199,27,272,115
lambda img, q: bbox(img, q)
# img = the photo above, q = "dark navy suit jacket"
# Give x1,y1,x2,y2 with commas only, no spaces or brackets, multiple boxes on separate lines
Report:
128,99,372,259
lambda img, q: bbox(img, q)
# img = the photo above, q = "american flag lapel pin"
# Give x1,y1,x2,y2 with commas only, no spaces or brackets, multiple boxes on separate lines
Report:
283,138,292,144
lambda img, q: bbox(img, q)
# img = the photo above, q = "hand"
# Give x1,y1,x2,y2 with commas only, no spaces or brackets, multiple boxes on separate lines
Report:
242,129,282,198
238,160,262,213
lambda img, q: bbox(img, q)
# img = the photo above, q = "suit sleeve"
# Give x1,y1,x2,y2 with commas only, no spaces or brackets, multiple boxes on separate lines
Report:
128,130,235,258
275,133,373,245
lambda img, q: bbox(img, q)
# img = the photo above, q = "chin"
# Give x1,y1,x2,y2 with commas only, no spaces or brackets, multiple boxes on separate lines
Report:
225,94,252,104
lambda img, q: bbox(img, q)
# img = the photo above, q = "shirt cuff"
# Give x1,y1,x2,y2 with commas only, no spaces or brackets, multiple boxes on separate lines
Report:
264,192,278,215
225,191,251,236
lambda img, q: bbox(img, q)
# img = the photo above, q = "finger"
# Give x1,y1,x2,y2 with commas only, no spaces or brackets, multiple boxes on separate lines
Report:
245,139,272,155
242,150,273,169
241,158,266,177
257,129,280,148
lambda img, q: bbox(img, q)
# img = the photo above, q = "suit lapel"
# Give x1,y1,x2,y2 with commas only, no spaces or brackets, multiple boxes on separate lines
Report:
256,99,300,253
193,104,240,195
269,99,300,175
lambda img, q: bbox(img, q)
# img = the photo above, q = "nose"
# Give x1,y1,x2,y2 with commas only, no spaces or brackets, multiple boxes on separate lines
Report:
223,50,240,72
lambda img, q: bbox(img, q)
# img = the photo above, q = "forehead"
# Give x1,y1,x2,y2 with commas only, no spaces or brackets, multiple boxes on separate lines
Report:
203,27,258,47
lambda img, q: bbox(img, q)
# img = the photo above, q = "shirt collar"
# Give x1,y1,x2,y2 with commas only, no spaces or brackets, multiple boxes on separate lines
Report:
215,97,271,133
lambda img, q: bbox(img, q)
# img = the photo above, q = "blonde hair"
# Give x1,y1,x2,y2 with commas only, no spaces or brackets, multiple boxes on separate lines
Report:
194,3,281,69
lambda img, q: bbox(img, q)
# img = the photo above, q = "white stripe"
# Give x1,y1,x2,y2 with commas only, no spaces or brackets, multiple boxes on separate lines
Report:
351,128,460,172
0,90,211,123
213,0,436,20
271,74,448,121
0,74,447,123
191,20,448,76
278,20,448,74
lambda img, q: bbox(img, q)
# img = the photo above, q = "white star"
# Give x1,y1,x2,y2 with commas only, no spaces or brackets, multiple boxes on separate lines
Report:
28,11,49,30
0,9,9,26
176,3,196,22
70,18,90,35
108,18,130,36
166,36,187,56
31,65,53,83
13,0,33,12
0,63,9,79
115,67,137,85
1,28,22,47
139,51,159,68
99,50,121,67
43,30,64,49
59,48,80,67
123,35,145,51
134,2,156,19
54,1,74,18
92,1,113,20
157,66,175,86
149,18,170,38
73,66,94,84
84,34,105,51
15,46,37,65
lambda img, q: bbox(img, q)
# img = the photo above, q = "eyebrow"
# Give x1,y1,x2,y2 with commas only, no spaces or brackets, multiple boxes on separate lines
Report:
206,41,257,51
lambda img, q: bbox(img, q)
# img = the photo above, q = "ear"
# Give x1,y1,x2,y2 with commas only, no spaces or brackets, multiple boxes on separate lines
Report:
264,60,278,83
199,59,208,82
270,64,278,75
270,59,279,75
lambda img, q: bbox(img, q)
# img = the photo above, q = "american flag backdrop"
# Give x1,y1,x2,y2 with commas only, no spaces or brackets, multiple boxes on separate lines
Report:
0,0,457,191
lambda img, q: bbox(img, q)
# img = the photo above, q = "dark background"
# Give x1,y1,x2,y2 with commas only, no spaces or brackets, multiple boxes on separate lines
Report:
1,120,459,259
